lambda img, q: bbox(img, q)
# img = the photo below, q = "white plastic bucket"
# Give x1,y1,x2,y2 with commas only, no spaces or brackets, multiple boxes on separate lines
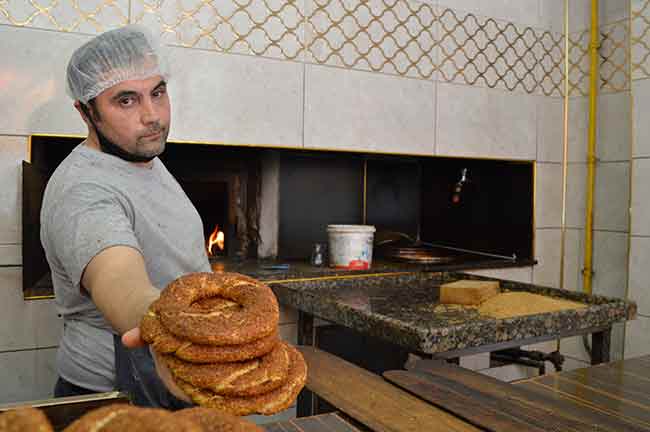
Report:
327,225,376,269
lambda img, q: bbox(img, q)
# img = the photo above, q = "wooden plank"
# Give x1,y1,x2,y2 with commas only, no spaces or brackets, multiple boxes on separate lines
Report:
384,369,584,432
297,346,480,432
410,358,650,432
563,366,650,406
532,374,650,425
517,380,650,432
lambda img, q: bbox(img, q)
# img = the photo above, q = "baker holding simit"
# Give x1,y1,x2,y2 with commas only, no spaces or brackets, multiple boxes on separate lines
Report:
40,24,209,407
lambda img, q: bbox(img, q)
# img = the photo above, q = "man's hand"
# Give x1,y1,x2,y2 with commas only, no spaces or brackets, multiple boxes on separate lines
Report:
122,328,192,403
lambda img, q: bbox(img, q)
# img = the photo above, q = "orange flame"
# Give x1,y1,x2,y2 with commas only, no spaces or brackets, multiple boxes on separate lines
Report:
207,225,225,256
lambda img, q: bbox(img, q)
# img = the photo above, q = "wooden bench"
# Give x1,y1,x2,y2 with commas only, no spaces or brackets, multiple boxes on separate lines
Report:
383,355,650,432
297,346,479,432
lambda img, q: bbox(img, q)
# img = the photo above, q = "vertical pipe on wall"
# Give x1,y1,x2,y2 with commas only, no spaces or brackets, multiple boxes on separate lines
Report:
559,0,570,290
583,0,600,295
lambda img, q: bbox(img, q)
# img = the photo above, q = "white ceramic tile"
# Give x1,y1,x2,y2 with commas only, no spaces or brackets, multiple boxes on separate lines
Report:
611,321,626,361
536,96,564,163
437,0,541,28
479,363,536,382
32,300,64,349
0,349,37,404
633,79,650,158
628,236,650,316
304,65,435,154
538,0,568,33
0,268,36,350
632,1,650,81
0,245,21,266
34,347,58,401
459,352,490,371
600,0,630,24
561,356,591,372
535,163,563,228
0,26,89,136
169,47,303,147
594,162,630,232
279,323,297,345
0,0,128,33
0,136,28,244
132,0,305,62
304,0,437,80
631,158,650,236
533,228,562,288
465,267,533,284
563,228,584,291
591,231,628,299
560,336,591,363
568,97,589,162
625,315,650,359
437,83,537,160
598,92,631,162
566,163,586,229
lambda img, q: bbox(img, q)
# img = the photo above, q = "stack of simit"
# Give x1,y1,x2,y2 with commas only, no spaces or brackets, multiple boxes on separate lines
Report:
141,272,307,416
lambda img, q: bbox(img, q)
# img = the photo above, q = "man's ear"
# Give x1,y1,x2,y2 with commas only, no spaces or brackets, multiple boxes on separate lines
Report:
74,101,93,127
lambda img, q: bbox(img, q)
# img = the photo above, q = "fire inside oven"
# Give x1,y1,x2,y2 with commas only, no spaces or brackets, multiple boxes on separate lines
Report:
179,179,229,259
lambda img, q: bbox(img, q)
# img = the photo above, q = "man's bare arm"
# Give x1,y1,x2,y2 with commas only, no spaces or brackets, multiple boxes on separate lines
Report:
81,245,159,334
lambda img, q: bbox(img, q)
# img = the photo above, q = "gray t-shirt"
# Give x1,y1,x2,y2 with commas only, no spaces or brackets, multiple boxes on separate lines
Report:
41,143,210,392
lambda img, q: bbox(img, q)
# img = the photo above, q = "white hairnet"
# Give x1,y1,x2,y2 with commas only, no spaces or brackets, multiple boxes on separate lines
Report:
66,24,169,104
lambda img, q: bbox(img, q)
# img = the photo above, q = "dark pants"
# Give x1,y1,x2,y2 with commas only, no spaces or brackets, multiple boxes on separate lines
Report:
54,377,96,398
113,335,191,409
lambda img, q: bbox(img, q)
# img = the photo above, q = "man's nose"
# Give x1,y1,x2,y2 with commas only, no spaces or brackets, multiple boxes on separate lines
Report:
140,97,159,124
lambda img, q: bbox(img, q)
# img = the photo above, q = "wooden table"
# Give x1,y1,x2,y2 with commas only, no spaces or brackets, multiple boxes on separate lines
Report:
515,354,650,431
384,354,650,431
264,413,360,432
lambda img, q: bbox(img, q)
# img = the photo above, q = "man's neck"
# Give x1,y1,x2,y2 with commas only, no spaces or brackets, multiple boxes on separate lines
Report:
85,131,154,169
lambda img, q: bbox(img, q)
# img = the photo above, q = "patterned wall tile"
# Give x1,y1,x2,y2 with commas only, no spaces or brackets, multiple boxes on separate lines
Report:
3,0,569,95
132,0,305,61
0,0,128,33
569,20,630,96
304,0,437,79
632,0,650,80
437,8,563,95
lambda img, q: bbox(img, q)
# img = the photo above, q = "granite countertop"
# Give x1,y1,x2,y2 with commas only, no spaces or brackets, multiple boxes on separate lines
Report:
233,266,636,356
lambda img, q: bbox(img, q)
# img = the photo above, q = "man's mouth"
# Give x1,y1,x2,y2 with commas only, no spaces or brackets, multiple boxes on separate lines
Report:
142,130,162,139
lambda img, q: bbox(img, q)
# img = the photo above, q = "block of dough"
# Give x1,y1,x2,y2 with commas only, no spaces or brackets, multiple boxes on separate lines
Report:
439,280,500,305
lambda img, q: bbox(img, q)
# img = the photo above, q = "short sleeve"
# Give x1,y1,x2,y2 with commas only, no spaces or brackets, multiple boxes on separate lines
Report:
46,182,142,289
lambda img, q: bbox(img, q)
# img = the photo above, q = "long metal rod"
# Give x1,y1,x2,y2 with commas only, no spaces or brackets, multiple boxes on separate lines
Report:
559,0,570,290
418,241,517,261
583,0,599,295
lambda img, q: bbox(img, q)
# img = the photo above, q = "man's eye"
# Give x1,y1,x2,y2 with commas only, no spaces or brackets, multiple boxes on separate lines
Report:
119,97,135,106
153,88,166,98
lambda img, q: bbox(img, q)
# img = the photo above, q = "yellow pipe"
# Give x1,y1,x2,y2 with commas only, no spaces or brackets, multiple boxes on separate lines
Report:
583,0,599,295
559,0,569,290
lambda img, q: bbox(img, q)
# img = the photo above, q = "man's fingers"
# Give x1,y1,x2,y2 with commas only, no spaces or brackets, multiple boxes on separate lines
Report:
121,327,145,348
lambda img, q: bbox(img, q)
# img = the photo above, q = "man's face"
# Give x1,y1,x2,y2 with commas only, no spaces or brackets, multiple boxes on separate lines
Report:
90,75,170,160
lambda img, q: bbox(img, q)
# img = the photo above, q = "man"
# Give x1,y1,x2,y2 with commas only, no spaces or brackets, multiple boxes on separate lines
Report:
40,24,209,407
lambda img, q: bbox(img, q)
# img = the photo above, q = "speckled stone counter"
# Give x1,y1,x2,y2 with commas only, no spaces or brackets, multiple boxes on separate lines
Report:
263,271,636,356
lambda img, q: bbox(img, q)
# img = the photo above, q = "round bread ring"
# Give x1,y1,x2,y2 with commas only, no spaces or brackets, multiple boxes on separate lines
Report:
0,407,53,432
173,407,263,432
176,344,307,416
157,272,279,345
164,341,290,397
141,303,279,363
63,405,201,432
